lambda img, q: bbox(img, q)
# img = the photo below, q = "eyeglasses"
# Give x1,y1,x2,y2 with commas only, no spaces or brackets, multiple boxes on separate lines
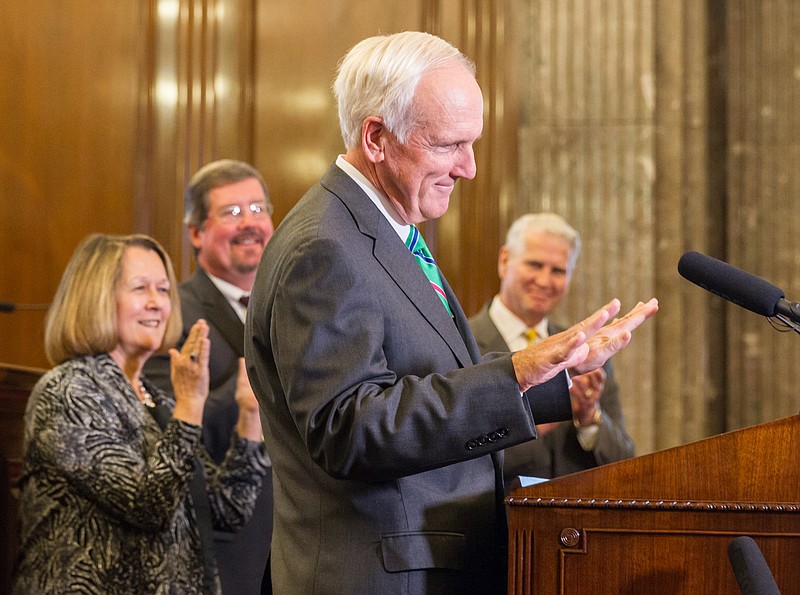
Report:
211,201,274,223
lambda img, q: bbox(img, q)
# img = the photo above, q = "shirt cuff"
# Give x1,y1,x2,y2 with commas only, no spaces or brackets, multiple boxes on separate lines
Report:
574,408,603,450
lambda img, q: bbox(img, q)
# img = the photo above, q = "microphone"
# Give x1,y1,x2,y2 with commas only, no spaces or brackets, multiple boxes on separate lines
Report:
0,302,51,313
727,536,781,595
677,251,800,324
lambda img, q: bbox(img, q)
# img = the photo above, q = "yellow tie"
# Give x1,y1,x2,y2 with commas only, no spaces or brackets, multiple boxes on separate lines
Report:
524,328,539,347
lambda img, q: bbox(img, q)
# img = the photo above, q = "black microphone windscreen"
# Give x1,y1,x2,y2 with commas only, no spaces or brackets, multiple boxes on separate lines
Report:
677,251,784,317
727,536,780,595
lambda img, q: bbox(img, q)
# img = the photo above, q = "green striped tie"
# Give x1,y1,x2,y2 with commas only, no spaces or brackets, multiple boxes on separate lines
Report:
406,225,453,315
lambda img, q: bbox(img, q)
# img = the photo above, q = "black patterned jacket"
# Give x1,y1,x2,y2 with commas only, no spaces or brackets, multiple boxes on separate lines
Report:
13,353,270,595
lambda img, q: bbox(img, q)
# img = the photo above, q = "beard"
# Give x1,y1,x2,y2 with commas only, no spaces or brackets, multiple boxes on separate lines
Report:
232,257,261,275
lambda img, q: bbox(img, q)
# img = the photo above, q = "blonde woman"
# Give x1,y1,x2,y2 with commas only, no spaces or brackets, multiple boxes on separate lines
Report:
13,234,269,594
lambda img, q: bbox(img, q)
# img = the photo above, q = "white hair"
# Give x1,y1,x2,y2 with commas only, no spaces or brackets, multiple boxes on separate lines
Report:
333,31,476,150
504,213,582,273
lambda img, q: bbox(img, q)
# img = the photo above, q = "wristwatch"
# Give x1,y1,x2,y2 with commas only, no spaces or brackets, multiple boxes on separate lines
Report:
574,407,603,428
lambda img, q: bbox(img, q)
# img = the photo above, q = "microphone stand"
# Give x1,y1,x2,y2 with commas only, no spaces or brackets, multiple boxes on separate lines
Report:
769,314,800,335
0,302,50,313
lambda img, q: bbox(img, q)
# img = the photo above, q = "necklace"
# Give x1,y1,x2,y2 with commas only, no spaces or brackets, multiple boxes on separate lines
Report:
138,380,156,408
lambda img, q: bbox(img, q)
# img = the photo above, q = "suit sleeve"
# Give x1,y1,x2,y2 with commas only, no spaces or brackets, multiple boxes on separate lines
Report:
590,361,635,464
530,361,634,478
265,235,568,482
523,374,572,423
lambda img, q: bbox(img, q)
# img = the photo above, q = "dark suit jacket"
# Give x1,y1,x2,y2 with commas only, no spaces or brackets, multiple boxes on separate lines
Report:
244,163,572,595
145,269,273,595
469,304,634,483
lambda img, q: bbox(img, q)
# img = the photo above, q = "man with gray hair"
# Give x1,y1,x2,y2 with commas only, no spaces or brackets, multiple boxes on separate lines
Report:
245,32,656,594
470,213,635,484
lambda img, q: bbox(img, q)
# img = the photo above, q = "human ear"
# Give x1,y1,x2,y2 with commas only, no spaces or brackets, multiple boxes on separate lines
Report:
361,117,386,163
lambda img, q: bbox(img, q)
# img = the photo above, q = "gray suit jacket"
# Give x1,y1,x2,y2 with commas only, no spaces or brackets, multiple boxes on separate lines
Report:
144,269,272,595
469,304,634,483
244,163,572,595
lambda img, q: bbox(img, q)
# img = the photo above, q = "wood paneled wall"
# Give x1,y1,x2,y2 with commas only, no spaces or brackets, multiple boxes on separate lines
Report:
0,1,146,369
511,0,660,454
506,0,734,454
726,0,800,429
253,0,425,221
140,0,258,280
2,0,798,455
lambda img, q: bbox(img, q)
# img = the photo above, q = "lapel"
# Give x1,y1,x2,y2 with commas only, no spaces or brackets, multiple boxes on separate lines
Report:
188,268,245,357
470,304,511,353
442,275,483,365
321,166,473,368
547,320,564,336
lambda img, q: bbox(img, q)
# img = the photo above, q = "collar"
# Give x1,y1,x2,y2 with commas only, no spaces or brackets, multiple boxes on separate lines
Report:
335,155,409,243
488,295,549,351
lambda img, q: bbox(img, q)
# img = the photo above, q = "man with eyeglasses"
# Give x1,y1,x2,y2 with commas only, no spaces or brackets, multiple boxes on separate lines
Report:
145,159,275,594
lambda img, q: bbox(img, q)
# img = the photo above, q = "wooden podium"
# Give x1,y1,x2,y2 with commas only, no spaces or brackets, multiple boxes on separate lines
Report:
506,414,800,594
0,363,44,595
